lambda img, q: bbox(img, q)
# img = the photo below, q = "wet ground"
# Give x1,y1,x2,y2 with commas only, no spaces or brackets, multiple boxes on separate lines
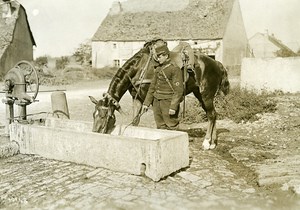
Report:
0,80,300,209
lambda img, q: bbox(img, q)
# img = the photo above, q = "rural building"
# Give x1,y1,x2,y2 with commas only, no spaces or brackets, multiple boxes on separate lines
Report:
249,32,297,58
0,0,35,78
92,0,249,70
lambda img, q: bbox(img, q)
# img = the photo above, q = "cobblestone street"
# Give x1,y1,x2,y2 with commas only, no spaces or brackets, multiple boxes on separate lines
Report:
0,144,283,210
0,133,299,210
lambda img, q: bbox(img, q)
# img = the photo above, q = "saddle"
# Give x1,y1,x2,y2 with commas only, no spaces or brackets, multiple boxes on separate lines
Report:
170,42,198,84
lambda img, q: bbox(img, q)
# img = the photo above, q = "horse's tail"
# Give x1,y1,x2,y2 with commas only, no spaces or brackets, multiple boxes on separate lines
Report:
217,61,230,95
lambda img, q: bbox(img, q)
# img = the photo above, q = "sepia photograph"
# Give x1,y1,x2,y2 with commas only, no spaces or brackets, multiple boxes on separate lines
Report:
0,0,299,209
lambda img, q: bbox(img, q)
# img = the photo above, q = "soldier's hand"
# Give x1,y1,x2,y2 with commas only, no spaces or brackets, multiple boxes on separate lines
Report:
169,109,176,115
141,105,149,113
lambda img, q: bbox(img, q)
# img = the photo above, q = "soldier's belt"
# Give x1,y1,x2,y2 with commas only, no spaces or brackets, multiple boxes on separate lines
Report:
135,79,152,85
155,90,174,94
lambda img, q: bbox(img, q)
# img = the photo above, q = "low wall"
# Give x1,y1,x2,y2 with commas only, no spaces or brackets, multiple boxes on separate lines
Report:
241,57,300,93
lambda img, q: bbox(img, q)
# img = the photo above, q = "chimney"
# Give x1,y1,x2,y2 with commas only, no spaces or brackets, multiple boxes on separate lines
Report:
264,29,269,37
109,1,123,15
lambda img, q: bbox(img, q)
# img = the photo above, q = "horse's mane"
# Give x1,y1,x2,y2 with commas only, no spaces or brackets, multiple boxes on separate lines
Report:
107,45,150,102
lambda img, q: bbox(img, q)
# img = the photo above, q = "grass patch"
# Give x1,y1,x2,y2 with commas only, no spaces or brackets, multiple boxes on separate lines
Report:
182,87,277,124
90,66,118,79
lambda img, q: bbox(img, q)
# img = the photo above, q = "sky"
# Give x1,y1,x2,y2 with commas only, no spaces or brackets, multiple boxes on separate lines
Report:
17,0,300,58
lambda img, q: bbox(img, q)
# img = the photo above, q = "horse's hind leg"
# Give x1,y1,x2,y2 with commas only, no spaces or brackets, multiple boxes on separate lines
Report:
193,89,217,150
202,97,217,150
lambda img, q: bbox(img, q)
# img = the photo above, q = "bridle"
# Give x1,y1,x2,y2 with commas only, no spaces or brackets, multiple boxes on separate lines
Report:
91,95,118,133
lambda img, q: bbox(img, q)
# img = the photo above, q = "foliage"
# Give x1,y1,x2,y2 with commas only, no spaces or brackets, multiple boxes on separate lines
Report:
55,56,69,69
90,66,117,79
34,56,48,68
37,66,117,86
182,87,277,124
73,41,92,65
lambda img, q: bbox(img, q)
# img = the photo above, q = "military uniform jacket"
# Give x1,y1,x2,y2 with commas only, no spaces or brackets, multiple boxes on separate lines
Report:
144,59,183,110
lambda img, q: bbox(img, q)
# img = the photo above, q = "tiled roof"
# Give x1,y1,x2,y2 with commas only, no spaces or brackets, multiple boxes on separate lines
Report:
0,0,35,57
93,0,235,41
268,35,297,55
250,32,297,55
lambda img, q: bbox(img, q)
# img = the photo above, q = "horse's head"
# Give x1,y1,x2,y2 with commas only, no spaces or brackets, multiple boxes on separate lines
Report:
89,93,121,134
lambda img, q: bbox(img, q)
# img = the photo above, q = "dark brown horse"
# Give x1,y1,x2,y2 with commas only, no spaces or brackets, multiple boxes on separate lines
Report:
89,40,229,150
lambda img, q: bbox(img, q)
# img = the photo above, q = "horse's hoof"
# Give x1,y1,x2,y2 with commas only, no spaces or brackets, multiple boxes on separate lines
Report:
202,139,210,150
209,144,216,150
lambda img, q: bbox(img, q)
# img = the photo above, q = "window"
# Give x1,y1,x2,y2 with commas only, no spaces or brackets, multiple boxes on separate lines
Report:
113,59,120,67
113,43,117,49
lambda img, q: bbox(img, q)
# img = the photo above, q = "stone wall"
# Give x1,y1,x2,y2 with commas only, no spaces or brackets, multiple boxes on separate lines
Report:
241,57,300,93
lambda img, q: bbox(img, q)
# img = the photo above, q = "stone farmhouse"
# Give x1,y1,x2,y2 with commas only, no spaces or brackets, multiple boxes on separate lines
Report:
0,0,35,78
249,32,297,58
92,0,248,70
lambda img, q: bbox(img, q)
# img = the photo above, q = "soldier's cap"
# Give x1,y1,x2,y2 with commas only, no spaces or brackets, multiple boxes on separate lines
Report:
155,45,169,56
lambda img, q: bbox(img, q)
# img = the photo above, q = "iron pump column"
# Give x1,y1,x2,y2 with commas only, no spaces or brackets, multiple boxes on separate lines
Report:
2,61,39,135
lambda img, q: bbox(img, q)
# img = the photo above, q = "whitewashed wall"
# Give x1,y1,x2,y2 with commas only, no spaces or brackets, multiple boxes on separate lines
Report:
248,33,279,58
92,40,223,68
92,41,144,68
241,57,300,93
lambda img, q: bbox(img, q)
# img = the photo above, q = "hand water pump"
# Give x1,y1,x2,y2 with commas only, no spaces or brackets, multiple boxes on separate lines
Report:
2,60,39,134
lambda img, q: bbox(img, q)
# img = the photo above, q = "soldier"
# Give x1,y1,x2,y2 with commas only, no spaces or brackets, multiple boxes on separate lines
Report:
142,45,183,129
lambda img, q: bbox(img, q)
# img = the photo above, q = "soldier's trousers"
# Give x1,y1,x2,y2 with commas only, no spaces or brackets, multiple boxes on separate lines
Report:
152,98,180,130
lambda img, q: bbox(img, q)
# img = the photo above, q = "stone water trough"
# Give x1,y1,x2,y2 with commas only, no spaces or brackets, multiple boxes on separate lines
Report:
9,118,189,181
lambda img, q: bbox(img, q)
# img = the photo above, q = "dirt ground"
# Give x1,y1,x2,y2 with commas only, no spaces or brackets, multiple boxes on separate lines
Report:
1,79,300,209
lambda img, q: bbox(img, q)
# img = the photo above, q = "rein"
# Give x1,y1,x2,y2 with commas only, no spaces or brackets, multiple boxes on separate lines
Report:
133,50,152,101
122,50,152,101
103,46,154,135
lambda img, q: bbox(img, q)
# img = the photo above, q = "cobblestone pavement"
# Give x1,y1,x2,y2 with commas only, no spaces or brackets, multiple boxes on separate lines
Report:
0,148,279,209
0,137,299,210
0,81,299,209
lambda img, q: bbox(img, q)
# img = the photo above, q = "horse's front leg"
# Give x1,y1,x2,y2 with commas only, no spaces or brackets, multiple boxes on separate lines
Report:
203,112,217,150
202,99,217,150
132,99,142,126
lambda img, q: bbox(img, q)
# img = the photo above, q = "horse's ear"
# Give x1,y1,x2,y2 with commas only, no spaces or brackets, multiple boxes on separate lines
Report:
89,96,98,105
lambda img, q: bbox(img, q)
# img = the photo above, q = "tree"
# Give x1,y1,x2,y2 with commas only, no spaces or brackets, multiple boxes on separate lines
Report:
34,56,48,68
55,56,69,69
73,40,92,65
